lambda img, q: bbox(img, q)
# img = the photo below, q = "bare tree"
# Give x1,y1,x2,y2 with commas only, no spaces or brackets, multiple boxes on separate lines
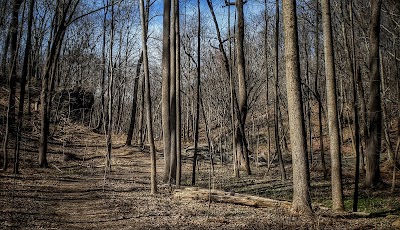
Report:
191,0,201,185
125,51,143,146
314,0,327,180
39,0,81,168
14,0,35,174
175,0,182,187
206,0,239,177
161,0,172,183
321,0,344,211
2,0,23,170
366,0,383,188
282,0,312,215
169,0,177,182
139,0,157,194
273,0,285,180
236,0,251,175
105,0,115,171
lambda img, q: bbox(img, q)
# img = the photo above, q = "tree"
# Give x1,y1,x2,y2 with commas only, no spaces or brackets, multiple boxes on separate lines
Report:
191,0,201,185
39,0,81,168
95,1,108,133
175,0,182,186
236,0,251,175
2,0,23,170
365,0,383,188
161,0,172,183
169,0,177,182
206,0,239,177
106,0,115,171
314,0,327,180
139,0,157,194
282,0,312,215
14,0,35,174
321,0,344,211
273,0,286,180
125,51,143,146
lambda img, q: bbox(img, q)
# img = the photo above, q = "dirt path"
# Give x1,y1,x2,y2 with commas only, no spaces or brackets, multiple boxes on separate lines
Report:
0,127,397,229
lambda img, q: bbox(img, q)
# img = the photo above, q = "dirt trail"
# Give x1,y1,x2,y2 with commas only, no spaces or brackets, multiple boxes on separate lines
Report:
0,127,396,229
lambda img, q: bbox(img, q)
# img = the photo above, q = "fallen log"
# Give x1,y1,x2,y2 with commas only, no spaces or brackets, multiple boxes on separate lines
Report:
174,188,372,217
174,187,291,209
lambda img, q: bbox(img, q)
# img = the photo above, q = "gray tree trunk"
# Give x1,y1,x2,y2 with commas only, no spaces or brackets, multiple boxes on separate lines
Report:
106,0,115,171
169,0,177,182
282,0,312,215
236,0,251,175
321,0,344,211
175,0,182,187
274,0,286,181
139,0,157,194
162,0,172,183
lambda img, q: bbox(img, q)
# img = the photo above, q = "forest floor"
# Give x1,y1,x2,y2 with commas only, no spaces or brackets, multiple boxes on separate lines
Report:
1,122,400,229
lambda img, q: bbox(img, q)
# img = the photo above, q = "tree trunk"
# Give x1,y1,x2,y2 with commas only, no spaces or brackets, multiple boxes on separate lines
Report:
347,0,361,212
264,0,271,172
106,0,115,171
365,0,383,188
2,0,22,171
39,0,77,168
314,0,327,179
207,0,239,177
126,51,143,146
14,0,35,174
282,0,312,215
162,0,172,183
169,0,177,182
175,0,182,187
191,0,201,185
95,2,108,133
1,23,10,85
274,0,286,181
236,0,251,176
140,0,157,194
321,0,344,211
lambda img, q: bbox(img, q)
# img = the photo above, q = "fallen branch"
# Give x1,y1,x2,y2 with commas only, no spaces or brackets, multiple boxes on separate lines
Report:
174,187,291,209
51,164,63,173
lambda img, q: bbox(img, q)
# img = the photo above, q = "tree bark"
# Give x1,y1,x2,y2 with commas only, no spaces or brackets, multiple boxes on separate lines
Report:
236,0,251,175
95,2,108,133
140,0,157,194
282,0,312,215
175,0,182,187
191,0,201,185
366,0,383,188
39,0,78,168
321,0,344,211
126,51,143,146
274,0,285,181
14,0,35,174
106,0,115,171
2,0,22,171
264,0,271,172
169,0,177,182
162,0,172,183
314,0,327,179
